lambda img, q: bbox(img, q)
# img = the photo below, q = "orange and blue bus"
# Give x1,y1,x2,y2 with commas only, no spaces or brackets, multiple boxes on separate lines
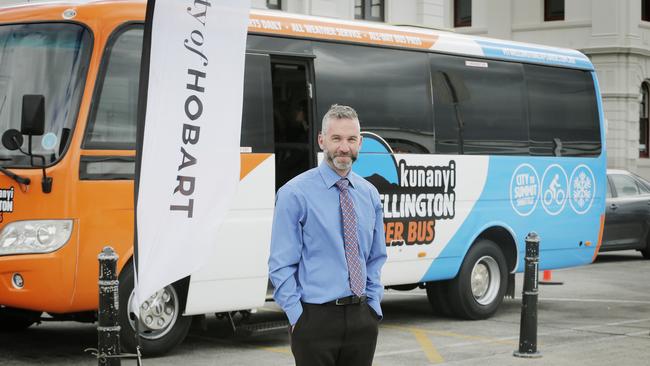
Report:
0,0,605,355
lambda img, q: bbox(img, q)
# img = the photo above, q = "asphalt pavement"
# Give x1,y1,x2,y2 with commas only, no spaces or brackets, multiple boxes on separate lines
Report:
0,250,648,365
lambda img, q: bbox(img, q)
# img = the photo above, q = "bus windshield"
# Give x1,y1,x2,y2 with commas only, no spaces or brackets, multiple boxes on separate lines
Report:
0,23,91,167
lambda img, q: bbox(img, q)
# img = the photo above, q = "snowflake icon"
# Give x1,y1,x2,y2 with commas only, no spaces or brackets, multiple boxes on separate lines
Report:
572,171,592,208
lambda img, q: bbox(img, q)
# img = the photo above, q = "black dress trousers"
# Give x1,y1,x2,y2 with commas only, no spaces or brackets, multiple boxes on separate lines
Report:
289,302,380,366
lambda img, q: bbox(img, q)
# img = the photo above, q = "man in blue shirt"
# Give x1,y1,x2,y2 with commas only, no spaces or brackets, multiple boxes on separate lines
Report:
269,104,387,366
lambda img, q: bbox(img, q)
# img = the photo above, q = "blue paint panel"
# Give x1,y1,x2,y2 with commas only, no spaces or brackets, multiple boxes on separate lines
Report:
420,155,606,283
354,114,605,284
477,40,594,70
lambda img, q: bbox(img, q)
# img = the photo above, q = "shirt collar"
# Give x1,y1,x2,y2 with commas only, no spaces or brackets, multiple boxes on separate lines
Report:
318,162,357,189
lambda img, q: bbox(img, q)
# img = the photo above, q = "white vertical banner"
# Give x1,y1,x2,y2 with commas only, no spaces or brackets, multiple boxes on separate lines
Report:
134,0,251,312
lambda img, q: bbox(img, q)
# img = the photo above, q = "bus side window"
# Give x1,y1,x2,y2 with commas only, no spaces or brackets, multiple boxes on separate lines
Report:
241,53,273,153
525,64,601,157
313,42,433,154
430,54,528,155
84,26,143,150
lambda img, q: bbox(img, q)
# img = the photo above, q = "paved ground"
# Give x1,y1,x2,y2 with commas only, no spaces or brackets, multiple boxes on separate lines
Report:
1,250,648,365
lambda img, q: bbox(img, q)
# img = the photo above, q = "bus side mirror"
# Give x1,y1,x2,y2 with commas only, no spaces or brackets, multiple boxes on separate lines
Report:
21,94,45,136
1,129,24,151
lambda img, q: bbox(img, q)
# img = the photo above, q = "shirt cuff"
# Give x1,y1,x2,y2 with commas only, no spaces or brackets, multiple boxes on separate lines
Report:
285,301,303,325
367,298,383,320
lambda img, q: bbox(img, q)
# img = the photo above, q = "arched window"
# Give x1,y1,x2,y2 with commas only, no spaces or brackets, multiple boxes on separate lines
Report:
640,82,650,158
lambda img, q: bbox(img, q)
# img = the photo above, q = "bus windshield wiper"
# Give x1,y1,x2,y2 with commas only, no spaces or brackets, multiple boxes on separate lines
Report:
0,166,30,185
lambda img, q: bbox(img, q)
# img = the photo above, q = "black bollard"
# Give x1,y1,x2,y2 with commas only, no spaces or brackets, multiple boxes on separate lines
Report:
513,232,542,358
98,246,121,366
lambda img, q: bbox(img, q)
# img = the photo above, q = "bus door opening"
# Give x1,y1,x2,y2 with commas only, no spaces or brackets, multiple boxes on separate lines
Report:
270,60,314,190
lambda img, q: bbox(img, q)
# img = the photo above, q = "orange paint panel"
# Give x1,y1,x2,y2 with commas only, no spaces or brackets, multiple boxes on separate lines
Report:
249,14,438,50
592,214,606,262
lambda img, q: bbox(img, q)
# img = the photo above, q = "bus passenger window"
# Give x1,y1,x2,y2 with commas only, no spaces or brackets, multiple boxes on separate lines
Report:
313,42,433,154
525,64,600,157
430,54,528,155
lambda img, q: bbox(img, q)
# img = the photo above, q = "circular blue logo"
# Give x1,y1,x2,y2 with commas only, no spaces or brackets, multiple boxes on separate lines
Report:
541,164,568,215
569,165,596,214
510,164,540,216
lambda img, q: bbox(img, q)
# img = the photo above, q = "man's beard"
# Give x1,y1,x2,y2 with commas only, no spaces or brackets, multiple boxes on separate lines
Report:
326,150,357,171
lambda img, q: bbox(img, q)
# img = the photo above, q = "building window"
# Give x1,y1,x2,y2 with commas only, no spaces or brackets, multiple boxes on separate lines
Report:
640,83,650,158
544,0,565,21
454,0,472,27
267,0,281,10
643,0,650,21
355,0,384,22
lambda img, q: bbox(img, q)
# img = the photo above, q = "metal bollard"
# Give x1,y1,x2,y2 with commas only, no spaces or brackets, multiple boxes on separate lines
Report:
513,232,542,358
98,246,121,366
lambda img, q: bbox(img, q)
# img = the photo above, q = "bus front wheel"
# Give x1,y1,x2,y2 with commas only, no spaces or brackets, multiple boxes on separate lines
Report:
0,308,41,332
448,239,508,320
118,263,192,357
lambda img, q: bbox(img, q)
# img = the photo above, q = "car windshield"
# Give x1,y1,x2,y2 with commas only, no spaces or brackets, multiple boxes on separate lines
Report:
0,23,91,167
630,172,650,193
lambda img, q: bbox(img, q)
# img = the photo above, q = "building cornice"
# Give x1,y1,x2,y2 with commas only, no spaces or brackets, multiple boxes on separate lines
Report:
583,46,650,57
455,20,591,36
512,20,591,32
600,92,640,100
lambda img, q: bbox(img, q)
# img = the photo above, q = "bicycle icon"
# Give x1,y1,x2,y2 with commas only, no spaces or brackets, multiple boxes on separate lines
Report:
541,165,568,215
543,174,566,206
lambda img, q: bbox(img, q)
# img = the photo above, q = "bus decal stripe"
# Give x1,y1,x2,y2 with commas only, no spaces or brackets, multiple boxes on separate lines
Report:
248,14,438,50
241,153,273,180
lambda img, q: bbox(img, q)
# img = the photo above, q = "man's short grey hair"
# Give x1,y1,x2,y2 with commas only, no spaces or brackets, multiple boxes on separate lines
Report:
321,104,359,134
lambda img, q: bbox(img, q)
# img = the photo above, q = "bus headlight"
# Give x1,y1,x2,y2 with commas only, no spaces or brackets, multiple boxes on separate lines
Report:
0,220,73,255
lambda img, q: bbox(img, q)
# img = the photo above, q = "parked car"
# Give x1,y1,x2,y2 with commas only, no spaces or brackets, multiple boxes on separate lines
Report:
602,169,650,258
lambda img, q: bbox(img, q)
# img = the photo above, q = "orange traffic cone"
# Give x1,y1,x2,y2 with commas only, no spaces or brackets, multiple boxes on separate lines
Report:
539,270,563,285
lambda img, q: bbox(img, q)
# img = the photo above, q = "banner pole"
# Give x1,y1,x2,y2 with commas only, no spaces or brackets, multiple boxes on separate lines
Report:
133,0,157,362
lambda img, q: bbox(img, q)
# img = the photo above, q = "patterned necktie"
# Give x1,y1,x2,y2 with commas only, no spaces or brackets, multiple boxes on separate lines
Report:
335,178,365,297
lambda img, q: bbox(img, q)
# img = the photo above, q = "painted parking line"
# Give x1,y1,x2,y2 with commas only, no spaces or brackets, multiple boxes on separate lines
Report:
412,329,445,364
383,324,516,346
188,333,294,358
258,346,291,354
385,291,650,305
519,297,650,305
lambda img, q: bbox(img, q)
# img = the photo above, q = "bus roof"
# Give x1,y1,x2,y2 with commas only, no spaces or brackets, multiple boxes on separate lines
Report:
0,0,594,71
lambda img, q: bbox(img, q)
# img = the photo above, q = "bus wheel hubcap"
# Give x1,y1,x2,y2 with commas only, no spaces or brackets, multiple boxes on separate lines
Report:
127,285,179,340
470,256,500,306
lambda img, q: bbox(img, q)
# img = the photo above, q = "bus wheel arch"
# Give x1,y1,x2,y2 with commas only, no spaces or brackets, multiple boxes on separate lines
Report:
447,227,515,320
118,258,193,357
477,226,518,273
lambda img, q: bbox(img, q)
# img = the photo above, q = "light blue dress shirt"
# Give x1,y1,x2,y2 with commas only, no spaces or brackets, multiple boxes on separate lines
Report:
269,163,387,325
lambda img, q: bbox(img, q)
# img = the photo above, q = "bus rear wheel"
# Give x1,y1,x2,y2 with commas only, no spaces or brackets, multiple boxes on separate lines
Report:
448,239,508,320
118,263,192,357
